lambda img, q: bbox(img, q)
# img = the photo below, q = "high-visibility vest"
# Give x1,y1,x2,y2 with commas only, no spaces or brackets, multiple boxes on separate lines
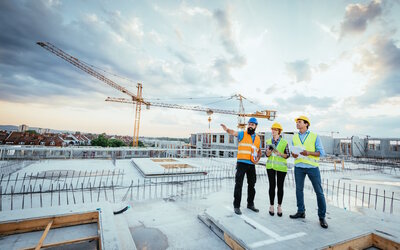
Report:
292,131,320,167
237,132,261,163
266,138,288,172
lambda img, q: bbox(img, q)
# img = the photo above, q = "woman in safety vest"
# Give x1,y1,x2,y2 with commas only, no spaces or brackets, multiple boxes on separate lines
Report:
265,122,290,217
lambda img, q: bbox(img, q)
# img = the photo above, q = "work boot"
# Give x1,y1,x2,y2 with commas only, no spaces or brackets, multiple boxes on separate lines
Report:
234,207,242,215
319,218,328,229
247,205,259,213
289,212,305,219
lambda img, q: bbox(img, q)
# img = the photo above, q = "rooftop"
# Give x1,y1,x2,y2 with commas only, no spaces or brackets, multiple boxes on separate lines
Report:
0,156,399,249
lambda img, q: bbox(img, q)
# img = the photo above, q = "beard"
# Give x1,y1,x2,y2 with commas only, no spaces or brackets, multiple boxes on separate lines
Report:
247,127,255,135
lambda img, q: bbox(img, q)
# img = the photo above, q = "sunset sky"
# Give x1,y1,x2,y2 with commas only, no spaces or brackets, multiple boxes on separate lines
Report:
1,0,399,138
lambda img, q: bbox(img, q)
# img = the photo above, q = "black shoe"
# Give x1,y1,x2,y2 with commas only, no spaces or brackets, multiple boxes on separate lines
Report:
277,206,282,217
247,205,259,213
269,206,274,216
289,212,305,219
234,207,242,215
319,218,328,229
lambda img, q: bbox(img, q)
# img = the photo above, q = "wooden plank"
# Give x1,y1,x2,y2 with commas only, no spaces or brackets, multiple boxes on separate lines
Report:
97,214,102,250
20,235,99,250
372,233,400,250
223,232,244,250
324,234,372,250
0,211,98,236
34,220,53,250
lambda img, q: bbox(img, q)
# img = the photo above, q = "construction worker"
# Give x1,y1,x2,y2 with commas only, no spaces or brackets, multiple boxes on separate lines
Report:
289,116,328,229
265,122,289,217
221,117,261,215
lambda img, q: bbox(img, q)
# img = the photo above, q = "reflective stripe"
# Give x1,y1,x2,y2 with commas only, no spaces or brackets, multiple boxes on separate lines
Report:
300,156,319,163
238,143,253,147
238,150,252,155
267,161,287,167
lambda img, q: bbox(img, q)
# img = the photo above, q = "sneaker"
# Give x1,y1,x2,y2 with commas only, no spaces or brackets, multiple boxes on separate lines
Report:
234,207,242,215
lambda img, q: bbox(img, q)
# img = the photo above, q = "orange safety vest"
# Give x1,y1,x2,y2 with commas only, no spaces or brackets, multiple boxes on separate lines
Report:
237,132,261,163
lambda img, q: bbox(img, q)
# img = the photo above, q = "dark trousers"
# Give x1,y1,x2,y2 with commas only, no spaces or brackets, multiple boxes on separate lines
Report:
234,162,256,208
267,169,287,206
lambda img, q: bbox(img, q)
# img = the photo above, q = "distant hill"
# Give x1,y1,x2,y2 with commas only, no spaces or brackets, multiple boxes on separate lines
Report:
0,125,18,132
0,125,74,134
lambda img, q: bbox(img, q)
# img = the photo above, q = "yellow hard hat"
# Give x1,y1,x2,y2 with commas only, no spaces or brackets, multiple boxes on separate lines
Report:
271,122,283,130
295,115,310,126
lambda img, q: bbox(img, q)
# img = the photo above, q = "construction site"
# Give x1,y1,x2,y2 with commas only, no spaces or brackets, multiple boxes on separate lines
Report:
0,48,399,247
1,20,400,250
0,147,399,249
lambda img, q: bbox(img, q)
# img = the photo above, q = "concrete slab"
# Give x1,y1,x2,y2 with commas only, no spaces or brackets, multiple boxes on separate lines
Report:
200,203,400,249
123,199,230,250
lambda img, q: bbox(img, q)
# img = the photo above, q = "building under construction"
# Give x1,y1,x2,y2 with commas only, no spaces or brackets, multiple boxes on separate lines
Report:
0,145,399,249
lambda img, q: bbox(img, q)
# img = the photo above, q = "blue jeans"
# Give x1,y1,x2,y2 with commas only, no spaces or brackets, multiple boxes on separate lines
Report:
294,166,326,218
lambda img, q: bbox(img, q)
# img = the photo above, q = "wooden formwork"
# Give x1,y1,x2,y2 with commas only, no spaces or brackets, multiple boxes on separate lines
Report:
161,163,194,169
324,233,400,250
151,158,178,162
0,211,101,250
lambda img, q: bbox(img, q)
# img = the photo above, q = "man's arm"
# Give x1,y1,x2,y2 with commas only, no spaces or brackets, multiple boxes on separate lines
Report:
220,124,238,137
300,150,320,157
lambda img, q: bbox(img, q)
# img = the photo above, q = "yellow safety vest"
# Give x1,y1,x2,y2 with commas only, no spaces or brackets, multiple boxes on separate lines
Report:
237,132,261,163
292,131,320,167
266,138,288,172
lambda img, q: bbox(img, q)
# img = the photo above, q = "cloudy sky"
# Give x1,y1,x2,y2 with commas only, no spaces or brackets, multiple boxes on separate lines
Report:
1,0,399,138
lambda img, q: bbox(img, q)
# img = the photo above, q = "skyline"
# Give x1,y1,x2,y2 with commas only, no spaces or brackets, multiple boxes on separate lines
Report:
1,0,400,138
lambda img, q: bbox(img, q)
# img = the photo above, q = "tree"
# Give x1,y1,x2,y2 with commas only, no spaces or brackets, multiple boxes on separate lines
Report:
91,134,108,147
108,139,126,147
91,134,126,147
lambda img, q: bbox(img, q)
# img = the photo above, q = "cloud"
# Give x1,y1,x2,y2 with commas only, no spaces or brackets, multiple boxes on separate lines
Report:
212,8,246,84
274,93,335,113
264,85,279,95
340,0,382,37
0,1,150,105
104,10,144,41
285,60,312,83
315,21,339,40
167,47,194,64
351,36,400,105
180,5,212,17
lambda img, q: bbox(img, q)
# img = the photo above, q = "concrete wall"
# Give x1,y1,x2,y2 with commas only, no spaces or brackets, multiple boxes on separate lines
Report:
351,136,365,157
366,138,400,159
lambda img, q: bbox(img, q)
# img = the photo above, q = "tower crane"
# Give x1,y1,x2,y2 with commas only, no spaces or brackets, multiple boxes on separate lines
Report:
105,96,277,128
37,41,277,147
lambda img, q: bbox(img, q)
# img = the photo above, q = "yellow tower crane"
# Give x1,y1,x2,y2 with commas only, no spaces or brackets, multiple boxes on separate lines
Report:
37,42,277,147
